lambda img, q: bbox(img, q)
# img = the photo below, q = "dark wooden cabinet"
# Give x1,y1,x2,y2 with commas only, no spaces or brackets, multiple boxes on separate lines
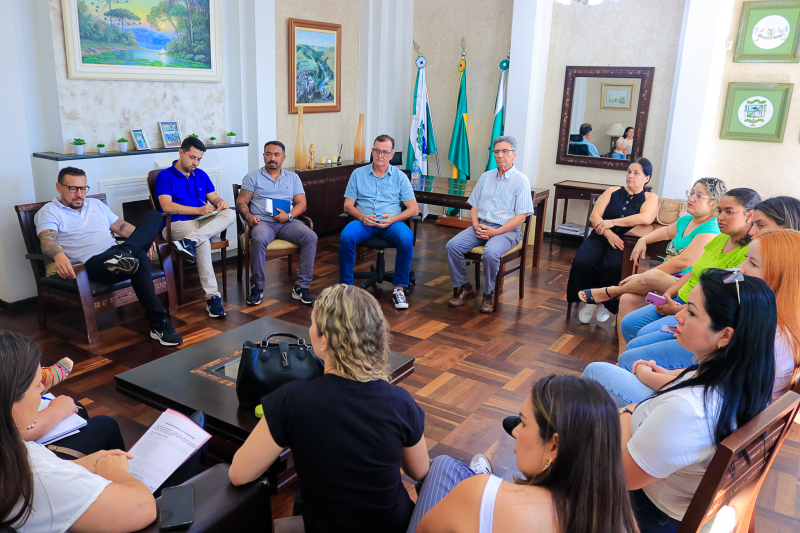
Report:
290,161,363,236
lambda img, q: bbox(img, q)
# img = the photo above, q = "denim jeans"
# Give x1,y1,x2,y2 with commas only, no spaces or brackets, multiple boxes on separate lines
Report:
631,489,680,533
406,455,475,533
619,298,684,342
581,362,656,407
618,338,696,372
338,220,414,287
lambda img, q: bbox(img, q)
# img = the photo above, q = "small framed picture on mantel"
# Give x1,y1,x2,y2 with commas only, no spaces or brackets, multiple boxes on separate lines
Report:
159,121,182,149
131,129,150,151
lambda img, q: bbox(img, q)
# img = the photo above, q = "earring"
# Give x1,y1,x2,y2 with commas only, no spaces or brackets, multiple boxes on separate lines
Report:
718,344,722,350
541,459,552,472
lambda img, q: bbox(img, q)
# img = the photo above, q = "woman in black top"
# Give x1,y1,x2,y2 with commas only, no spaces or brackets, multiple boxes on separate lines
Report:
229,285,430,533
566,158,659,324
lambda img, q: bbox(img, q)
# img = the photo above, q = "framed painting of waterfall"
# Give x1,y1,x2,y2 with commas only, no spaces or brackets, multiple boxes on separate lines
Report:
60,0,223,82
288,18,342,114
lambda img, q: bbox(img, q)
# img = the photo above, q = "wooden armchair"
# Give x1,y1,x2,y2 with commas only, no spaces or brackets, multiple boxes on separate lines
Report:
232,184,313,286
678,391,800,532
464,215,532,308
15,194,177,345
146,170,229,304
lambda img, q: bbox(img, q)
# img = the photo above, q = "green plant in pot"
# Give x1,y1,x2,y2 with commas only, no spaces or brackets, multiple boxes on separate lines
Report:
72,138,86,156
117,137,129,152
227,131,236,144
210,136,217,146
97,142,106,154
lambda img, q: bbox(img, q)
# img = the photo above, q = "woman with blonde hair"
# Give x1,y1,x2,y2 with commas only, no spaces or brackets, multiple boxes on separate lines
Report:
229,285,430,533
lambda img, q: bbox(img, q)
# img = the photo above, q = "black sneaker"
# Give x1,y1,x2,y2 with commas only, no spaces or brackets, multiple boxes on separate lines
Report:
149,318,183,346
292,286,316,305
173,238,197,264
104,251,139,274
206,296,226,318
246,286,263,306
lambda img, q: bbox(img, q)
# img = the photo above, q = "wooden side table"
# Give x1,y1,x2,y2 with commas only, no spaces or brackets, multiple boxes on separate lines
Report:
550,180,610,240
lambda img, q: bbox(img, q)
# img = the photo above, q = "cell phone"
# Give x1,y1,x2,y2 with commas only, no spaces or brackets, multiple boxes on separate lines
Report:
645,292,667,306
661,324,677,334
160,485,194,530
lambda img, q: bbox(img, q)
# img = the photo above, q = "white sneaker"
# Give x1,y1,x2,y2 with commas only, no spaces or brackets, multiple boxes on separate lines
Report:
596,303,611,323
469,453,493,475
578,302,596,324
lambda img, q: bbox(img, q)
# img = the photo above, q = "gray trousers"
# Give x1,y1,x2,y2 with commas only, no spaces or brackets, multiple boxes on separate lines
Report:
445,222,520,295
250,219,318,290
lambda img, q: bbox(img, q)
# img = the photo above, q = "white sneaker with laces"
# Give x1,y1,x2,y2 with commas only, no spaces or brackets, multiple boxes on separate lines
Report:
596,303,611,323
578,302,596,324
469,453,493,475
393,288,409,309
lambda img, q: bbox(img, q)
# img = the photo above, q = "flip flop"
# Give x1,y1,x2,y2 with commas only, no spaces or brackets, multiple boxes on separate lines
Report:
580,289,596,304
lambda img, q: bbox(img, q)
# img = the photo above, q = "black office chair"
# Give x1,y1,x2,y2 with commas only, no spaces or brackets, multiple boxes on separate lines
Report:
340,209,420,291
568,143,591,156
369,150,403,166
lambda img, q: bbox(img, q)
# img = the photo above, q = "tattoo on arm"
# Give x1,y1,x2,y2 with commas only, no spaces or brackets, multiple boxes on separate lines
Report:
236,190,254,218
110,219,136,238
38,230,65,258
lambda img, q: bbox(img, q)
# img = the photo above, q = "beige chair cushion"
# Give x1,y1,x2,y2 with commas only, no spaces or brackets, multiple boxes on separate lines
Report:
238,233,299,251
467,221,526,257
273,516,305,533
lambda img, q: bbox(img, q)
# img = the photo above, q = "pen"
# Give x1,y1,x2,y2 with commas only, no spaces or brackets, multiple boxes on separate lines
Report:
41,395,83,409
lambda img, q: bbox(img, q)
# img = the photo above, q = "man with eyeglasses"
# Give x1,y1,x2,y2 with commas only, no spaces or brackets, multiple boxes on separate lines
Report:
34,166,183,345
340,134,419,309
571,123,600,157
445,136,534,313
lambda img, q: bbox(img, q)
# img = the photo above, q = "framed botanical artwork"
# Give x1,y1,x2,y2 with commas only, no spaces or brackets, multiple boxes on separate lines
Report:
131,129,150,151
719,82,794,142
159,121,182,149
601,84,633,109
734,1,800,62
60,0,223,82
288,18,342,114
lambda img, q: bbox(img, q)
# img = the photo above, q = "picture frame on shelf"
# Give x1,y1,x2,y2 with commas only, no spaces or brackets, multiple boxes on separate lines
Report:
59,0,223,81
734,1,800,63
131,129,150,151
601,84,633,109
719,82,794,143
159,121,182,149
288,18,342,114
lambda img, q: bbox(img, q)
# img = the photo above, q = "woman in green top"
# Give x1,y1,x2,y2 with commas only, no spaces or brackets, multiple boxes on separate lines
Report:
618,188,761,346
578,178,726,346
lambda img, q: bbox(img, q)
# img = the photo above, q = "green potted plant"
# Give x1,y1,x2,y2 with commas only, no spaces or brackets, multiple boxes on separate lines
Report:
117,137,129,152
227,131,236,144
209,136,217,146
189,133,199,138
72,138,86,156
97,142,106,154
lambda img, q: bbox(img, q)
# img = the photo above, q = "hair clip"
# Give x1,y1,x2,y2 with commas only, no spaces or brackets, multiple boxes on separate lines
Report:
723,268,743,304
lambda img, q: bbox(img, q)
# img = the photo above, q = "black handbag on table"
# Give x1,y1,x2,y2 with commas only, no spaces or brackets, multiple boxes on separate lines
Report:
236,332,324,408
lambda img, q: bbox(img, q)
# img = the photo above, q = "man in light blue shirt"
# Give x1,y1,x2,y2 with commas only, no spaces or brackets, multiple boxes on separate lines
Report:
340,134,419,309
570,123,600,157
446,136,534,314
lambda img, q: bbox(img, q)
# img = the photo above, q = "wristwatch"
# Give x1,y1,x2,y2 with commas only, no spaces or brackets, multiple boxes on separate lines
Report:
287,214,293,222
619,407,634,416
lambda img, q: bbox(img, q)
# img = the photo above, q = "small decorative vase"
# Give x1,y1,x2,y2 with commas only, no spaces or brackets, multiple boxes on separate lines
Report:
73,144,85,155
227,135,236,145
295,106,307,170
210,139,217,146
354,113,365,162
97,146,106,154
118,141,128,152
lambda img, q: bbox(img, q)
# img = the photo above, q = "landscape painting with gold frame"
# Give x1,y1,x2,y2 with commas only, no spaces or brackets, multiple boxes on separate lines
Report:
288,18,342,114
60,0,222,82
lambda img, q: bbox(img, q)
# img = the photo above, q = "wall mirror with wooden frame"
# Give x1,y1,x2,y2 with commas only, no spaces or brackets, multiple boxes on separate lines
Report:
556,66,655,170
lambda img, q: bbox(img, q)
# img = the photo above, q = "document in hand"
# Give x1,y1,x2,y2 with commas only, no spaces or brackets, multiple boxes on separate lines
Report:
194,210,219,222
35,393,87,445
128,409,211,493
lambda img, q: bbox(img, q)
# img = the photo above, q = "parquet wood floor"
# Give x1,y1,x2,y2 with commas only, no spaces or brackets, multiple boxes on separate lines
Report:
2,221,798,530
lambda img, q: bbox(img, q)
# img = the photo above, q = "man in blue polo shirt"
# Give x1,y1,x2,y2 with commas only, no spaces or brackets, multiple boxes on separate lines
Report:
340,134,419,309
570,123,600,157
155,137,235,318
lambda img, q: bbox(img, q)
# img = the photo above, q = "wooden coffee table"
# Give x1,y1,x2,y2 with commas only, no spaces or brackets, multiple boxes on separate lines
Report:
115,315,415,491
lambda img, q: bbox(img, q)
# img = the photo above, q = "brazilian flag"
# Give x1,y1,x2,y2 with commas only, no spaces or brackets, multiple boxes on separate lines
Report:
447,58,470,214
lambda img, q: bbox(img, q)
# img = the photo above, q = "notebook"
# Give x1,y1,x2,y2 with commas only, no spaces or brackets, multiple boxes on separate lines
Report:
265,198,292,217
194,210,219,222
36,393,88,445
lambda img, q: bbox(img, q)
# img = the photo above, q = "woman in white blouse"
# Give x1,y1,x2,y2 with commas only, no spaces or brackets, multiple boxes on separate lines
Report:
1,332,156,533
619,269,776,531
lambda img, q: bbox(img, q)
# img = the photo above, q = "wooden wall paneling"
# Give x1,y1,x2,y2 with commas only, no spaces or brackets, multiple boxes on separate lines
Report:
298,169,327,233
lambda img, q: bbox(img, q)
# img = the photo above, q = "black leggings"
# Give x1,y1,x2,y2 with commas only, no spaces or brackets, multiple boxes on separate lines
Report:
566,233,624,314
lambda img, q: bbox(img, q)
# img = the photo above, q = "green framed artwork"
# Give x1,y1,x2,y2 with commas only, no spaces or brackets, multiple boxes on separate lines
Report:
734,1,800,62
719,83,793,142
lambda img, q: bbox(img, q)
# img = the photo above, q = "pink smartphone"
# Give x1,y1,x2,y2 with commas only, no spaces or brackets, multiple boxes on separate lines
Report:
645,292,667,306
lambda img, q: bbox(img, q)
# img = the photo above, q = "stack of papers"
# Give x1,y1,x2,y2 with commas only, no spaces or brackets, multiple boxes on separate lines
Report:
557,222,588,236
35,393,87,445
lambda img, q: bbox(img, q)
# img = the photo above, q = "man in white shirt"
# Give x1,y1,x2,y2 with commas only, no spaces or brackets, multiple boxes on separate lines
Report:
34,167,182,346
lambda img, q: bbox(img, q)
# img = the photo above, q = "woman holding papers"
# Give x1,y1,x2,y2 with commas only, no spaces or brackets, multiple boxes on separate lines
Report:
1,331,157,533
230,285,430,533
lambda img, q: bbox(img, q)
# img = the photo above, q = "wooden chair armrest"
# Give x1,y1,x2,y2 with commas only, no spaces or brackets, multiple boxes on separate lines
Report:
25,253,84,267
297,215,313,230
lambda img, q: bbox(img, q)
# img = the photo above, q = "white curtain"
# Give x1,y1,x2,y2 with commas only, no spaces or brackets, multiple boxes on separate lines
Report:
570,77,587,134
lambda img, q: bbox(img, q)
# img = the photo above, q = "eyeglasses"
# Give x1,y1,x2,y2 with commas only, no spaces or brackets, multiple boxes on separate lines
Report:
371,148,393,157
723,267,743,304
686,189,712,200
65,186,90,194
492,149,515,155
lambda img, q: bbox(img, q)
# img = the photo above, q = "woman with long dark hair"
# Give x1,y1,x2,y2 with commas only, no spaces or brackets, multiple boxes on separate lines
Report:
619,270,776,531
407,375,640,533
1,331,157,532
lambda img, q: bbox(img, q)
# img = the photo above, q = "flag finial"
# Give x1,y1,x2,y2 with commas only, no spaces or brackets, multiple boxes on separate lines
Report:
461,37,466,59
